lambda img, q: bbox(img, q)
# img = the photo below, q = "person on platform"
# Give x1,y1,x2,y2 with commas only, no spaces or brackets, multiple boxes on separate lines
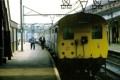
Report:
30,36,36,50
39,35,45,50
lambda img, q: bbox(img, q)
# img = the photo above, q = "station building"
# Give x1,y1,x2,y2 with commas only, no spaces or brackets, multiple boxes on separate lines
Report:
85,0,120,44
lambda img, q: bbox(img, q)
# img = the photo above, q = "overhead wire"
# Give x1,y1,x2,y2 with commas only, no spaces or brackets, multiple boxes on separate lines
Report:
65,0,92,14
65,0,86,14
53,0,80,21
65,4,82,14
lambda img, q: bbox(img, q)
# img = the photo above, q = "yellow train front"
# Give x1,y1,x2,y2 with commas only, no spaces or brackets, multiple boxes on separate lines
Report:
45,12,108,77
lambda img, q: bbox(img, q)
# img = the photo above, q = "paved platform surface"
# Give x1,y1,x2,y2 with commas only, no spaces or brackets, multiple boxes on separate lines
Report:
0,42,60,80
109,44,120,53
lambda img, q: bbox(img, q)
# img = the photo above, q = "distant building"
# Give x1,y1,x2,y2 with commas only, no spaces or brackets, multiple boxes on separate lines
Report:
85,0,120,44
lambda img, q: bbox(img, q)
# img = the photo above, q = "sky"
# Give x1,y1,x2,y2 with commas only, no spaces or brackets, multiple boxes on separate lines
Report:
9,0,93,24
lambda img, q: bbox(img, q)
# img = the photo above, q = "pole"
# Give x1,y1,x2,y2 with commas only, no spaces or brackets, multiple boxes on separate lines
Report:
23,6,25,44
20,0,23,51
108,0,112,45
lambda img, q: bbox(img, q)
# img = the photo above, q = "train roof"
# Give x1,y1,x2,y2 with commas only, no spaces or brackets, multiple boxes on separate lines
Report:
58,12,106,26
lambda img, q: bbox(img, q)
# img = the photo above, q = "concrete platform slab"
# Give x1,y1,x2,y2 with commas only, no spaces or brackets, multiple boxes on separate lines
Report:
0,42,60,80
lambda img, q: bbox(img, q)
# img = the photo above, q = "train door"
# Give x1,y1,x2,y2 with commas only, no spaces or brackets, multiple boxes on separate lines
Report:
74,27,80,58
54,27,58,53
74,26,89,58
51,28,54,51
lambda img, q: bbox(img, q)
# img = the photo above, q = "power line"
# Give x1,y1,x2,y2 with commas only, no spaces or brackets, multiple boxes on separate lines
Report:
23,6,68,16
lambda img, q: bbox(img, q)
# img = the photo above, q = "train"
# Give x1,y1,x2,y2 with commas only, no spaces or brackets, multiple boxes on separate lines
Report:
40,12,108,78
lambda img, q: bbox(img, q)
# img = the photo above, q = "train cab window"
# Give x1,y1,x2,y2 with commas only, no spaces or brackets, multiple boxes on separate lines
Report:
92,26,102,39
63,27,74,40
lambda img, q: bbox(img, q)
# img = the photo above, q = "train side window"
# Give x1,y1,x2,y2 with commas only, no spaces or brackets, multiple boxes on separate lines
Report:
92,26,102,39
63,27,74,40
52,29,54,33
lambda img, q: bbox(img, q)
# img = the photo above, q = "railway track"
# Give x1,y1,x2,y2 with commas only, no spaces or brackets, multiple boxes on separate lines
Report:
96,50,120,80
50,50,120,80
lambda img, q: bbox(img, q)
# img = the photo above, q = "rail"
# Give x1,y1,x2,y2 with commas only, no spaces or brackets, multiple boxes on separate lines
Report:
99,50,120,79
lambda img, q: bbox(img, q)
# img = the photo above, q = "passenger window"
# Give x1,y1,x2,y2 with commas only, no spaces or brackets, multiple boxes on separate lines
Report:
55,27,57,33
52,29,54,33
92,26,102,39
63,27,74,40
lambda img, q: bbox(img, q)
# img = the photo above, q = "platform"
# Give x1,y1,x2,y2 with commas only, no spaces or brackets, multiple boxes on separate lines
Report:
0,42,60,80
108,43,120,77
109,44,120,53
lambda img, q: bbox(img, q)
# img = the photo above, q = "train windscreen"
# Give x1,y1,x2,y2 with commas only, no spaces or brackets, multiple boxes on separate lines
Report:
63,27,74,40
92,26,102,39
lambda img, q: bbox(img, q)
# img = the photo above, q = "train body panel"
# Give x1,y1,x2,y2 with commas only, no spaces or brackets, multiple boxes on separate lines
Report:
51,29,55,51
